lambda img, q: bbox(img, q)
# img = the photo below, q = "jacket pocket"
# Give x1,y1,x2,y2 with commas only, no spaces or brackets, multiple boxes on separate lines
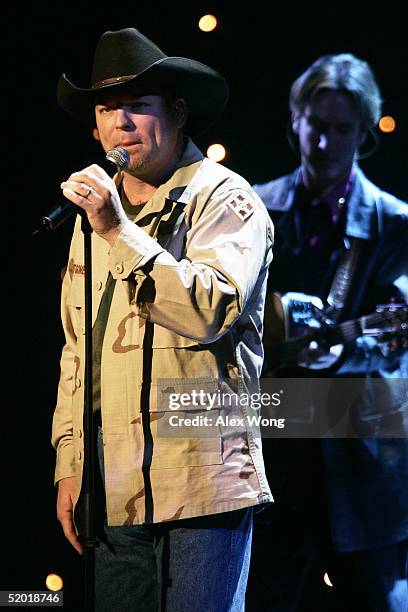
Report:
140,319,200,348
147,379,223,469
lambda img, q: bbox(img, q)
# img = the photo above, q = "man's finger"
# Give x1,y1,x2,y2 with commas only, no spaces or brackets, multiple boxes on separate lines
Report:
60,513,83,555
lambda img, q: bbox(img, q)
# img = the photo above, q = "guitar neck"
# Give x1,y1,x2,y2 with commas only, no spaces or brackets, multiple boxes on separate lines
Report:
280,308,405,364
328,309,403,345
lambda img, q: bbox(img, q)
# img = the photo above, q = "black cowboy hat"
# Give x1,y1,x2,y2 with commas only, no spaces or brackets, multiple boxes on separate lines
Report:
57,27,229,136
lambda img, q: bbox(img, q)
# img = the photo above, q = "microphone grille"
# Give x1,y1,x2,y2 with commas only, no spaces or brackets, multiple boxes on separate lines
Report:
105,147,130,171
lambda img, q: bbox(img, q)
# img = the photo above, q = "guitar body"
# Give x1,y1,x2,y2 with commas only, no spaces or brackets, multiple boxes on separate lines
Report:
280,292,344,370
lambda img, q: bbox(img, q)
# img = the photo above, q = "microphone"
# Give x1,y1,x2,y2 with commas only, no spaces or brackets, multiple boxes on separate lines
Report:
32,147,130,236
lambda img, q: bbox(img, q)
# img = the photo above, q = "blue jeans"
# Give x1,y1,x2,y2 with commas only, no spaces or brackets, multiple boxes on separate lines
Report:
95,428,253,611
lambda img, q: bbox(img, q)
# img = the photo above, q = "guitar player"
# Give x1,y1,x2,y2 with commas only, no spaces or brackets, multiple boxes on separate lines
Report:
246,54,408,611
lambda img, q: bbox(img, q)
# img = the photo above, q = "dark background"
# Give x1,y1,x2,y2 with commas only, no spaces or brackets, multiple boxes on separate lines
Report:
4,3,407,609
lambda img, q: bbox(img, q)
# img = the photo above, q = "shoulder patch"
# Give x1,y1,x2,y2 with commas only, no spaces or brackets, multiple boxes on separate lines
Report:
227,192,255,222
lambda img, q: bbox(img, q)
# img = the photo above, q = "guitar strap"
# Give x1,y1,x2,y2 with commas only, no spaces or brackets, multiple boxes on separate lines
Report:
326,237,363,322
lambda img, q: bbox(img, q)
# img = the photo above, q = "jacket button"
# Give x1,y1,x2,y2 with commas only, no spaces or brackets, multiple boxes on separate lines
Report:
96,281,103,290
76,378,82,388
77,451,82,460
115,263,124,274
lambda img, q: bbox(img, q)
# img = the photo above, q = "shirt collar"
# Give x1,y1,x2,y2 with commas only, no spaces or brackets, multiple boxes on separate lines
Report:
299,167,356,224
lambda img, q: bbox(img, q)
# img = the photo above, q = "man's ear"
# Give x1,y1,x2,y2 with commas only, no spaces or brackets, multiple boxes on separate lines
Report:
173,98,188,128
93,128,101,141
291,112,300,134
359,128,368,147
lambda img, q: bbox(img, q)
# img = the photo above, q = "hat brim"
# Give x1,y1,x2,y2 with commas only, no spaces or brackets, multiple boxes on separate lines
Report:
57,57,229,136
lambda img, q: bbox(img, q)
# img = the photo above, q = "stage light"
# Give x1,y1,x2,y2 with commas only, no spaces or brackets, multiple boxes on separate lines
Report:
379,115,396,133
45,574,64,591
198,14,217,32
323,572,333,587
207,143,227,162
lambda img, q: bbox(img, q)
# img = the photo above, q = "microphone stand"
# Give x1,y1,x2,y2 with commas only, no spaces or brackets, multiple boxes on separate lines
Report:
72,153,129,610
80,212,98,612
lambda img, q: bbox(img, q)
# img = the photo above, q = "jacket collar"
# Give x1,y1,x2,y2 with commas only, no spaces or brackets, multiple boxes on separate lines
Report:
344,166,379,239
151,138,204,209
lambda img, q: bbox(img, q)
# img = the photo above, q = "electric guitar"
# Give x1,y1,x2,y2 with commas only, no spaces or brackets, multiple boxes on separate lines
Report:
266,291,407,371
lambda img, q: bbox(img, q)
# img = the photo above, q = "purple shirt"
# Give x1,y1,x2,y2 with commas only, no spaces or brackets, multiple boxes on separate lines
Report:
297,168,355,295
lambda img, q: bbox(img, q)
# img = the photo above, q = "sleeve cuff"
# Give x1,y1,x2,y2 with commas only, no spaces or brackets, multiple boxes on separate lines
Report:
54,444,76,485
109,220,165,279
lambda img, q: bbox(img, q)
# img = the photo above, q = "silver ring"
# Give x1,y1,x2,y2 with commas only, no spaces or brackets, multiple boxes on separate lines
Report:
84,187,92,199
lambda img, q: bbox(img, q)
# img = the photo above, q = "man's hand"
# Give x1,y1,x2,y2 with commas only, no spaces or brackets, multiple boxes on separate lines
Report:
57,476,83,555
61,164,128,245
